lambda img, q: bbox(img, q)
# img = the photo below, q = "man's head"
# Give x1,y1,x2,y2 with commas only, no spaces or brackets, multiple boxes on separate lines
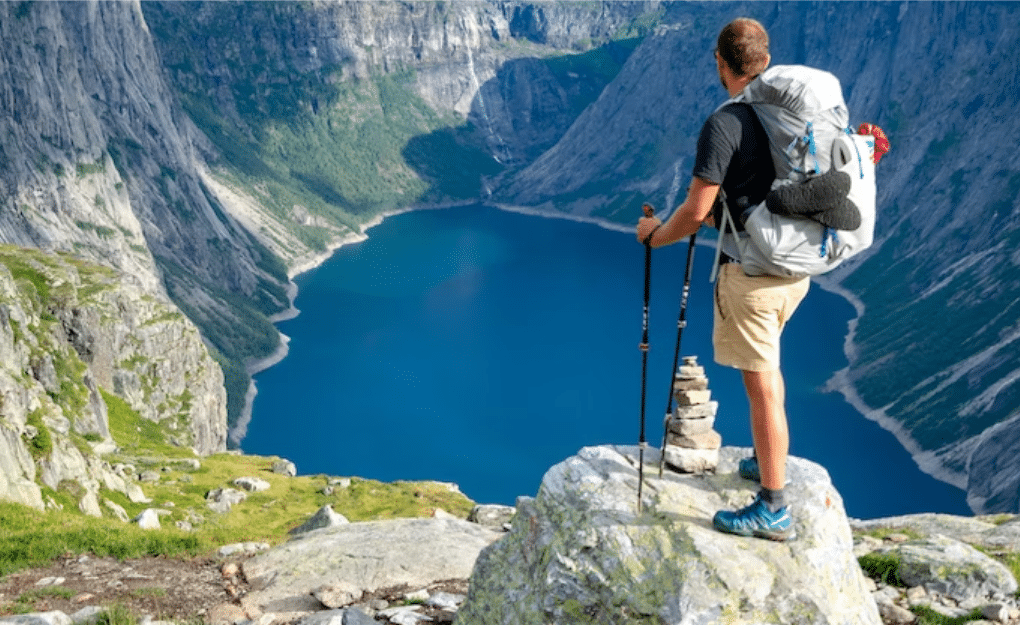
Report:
715,18,770,78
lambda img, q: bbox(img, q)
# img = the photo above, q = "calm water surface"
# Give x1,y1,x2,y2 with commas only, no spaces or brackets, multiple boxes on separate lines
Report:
243,205,970,519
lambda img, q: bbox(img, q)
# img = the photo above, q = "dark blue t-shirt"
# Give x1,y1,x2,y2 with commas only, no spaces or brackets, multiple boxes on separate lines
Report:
692,102,774,231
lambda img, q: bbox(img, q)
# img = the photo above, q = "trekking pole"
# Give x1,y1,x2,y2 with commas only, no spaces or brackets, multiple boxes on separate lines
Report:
658,231,697,478
636,203,656,513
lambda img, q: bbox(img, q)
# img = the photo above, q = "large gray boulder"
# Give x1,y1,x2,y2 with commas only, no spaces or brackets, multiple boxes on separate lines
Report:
241,517,503,619
871,534,1017,601
457,445,881,625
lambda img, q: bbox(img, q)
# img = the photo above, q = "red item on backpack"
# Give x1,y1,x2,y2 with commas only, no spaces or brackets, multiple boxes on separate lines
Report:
858,123,890,164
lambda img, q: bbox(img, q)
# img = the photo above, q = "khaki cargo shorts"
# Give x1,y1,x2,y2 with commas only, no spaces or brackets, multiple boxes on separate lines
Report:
713,263,810,372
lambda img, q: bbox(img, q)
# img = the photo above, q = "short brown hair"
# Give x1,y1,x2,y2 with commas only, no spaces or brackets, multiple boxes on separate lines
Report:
716,18,770,77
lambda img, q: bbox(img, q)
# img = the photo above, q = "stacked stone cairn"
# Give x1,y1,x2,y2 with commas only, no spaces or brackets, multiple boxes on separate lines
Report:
661,355,722,473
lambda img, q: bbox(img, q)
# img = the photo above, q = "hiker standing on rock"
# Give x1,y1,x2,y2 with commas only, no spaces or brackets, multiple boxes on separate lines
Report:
636,17,808,541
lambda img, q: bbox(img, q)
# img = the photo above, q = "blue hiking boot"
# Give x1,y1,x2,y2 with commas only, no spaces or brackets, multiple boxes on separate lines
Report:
713,495,794,541
738,455,760,482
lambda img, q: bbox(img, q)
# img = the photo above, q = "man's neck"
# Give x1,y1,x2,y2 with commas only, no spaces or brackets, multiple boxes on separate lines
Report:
726,74,756,98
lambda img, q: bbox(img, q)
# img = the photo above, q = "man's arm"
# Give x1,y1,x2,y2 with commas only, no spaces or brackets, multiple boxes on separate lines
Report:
636,177,721,247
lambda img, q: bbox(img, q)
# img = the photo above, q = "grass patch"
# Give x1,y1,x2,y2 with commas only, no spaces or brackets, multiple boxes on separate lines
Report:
24,409,53,460
0,502,203,577
103,390,191,459
95,603,135,625
860,527,923,542
858,552,907,587
0,448,475,580
5,586,76,614
910,605,983,625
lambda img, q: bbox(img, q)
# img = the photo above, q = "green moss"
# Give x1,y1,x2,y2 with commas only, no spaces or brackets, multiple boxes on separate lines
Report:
910,605,984,625
24,408,52,459
76,160,106,178
858,552,907,587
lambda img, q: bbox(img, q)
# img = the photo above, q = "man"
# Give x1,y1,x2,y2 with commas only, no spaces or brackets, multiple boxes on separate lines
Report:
636,17,809,541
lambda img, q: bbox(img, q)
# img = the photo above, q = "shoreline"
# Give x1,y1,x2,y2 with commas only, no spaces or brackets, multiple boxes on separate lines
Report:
812,275,970,502
229,201,969,510
228,201,479,446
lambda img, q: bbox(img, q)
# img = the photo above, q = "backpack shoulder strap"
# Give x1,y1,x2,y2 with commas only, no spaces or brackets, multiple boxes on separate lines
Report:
709,204,740,283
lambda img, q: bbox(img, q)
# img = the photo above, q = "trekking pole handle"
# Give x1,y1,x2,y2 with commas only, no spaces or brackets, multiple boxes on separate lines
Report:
642,203,655,218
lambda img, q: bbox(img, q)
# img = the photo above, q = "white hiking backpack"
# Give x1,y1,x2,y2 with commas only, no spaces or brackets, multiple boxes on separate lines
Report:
711,65,877,280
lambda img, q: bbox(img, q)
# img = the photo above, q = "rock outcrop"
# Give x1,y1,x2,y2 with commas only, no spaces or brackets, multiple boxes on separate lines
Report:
239,516,505,621
0,247,226,512
458,445,881,625
5,458,1020,624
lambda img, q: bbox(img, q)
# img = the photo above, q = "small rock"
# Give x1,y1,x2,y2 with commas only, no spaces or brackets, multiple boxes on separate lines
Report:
426,592,466,610
873,585,901,604
290,505,349,535
676,364,705,378
661,445,719,473
206,488,247,514
404,589,430,602
103,499,129,523
467,504,515,530
69,607,106,625
674,389,711,405
133,509,161,530
340,607,379,625
378,606,431,625
272,460,297,476
221,562,240,579
312,582,363,609
876,600,917,625
233,477,271,492
982,603,1012,623
35,576,66,587
138,470,161,483
366,599,390,611
906,585,927,603
0,611,73,625
205,603,247,625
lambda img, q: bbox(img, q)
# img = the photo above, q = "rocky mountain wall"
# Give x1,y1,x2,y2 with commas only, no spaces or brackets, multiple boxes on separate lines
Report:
0,0,291,422
1,0,1019,515
0,246,226,513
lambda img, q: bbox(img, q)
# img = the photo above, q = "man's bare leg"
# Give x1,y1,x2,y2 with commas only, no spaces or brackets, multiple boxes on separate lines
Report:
742,369,788,492
712,367,794,540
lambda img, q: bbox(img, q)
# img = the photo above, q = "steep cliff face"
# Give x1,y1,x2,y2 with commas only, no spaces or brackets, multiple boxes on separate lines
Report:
0,245,226,513
0,0,290,428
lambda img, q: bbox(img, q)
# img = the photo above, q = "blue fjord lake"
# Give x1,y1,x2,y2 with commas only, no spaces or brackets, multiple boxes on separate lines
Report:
242,204,970,519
